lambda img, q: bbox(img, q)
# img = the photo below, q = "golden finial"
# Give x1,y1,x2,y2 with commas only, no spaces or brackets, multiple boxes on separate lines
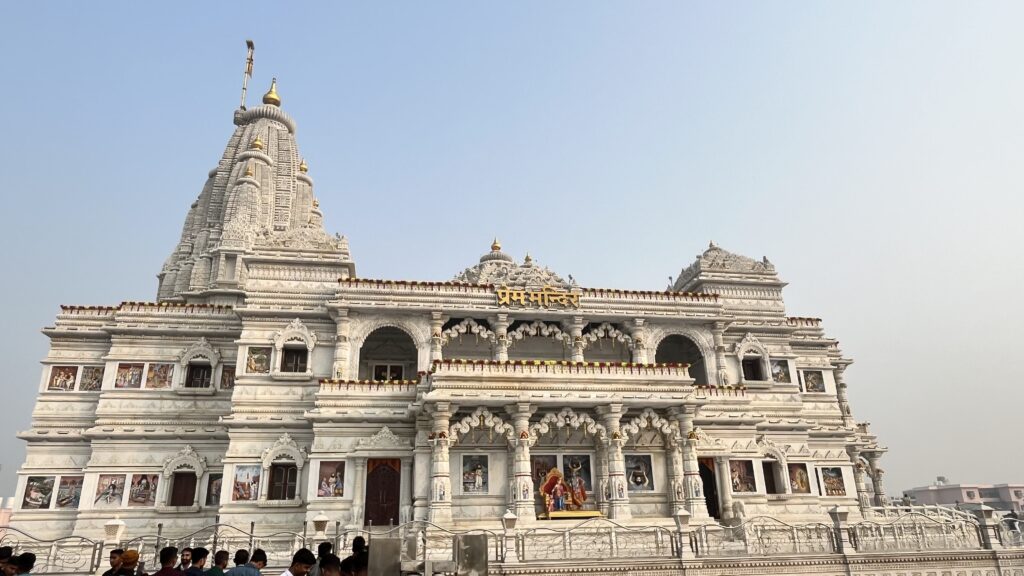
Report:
491,238,501,252
299,158,308,173
262,78,281,106
244,163,254,177
250,135,264,150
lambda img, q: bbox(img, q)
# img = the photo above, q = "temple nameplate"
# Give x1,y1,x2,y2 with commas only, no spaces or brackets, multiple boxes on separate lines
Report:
495,285,581,309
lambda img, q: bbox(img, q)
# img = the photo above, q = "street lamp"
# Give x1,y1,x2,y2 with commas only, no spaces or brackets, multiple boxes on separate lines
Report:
313,511,330,540
104,517,126,542
501,509,518,563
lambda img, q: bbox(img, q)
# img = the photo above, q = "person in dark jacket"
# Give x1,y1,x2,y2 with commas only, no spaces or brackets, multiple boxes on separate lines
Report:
224,549,265,576
151,547,182,576
184,548,208,576
101,549,124,576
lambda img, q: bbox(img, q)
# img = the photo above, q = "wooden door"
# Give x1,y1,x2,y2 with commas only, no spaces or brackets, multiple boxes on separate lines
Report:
364,459,401,526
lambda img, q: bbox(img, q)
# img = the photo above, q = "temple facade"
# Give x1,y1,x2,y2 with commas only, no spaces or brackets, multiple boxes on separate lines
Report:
10,81,889,541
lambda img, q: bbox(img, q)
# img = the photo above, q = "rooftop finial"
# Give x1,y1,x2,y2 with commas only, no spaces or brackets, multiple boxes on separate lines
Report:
263,77,281,107
244,162,254,177
239,40,255,110
523,252,533,265
250,134,264,150
299,158,308,173
491,238,501,252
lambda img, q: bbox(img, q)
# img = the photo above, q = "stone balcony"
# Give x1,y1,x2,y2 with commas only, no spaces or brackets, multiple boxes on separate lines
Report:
424,360,747,408
308,378,422,422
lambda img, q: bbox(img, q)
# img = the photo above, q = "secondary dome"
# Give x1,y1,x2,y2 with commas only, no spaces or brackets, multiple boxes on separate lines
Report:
453,240,574,288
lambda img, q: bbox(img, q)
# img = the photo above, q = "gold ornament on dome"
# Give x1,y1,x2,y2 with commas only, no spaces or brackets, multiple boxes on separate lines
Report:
262,78,281,106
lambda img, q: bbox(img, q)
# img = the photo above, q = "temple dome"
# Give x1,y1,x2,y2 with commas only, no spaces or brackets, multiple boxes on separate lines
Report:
454,241,573,288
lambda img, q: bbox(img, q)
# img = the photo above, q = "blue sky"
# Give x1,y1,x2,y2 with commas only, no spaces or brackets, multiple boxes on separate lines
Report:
0,1,1022,496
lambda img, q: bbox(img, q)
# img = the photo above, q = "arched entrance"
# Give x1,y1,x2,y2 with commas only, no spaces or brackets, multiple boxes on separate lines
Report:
655,335,708,385
358,327,418,381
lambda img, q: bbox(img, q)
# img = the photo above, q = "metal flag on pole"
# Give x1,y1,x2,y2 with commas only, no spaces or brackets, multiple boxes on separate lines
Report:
240,39,255,110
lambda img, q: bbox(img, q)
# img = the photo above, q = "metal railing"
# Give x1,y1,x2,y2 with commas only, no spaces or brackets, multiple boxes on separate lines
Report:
997,518,1024,548
0,527,105,574
870,504,978,524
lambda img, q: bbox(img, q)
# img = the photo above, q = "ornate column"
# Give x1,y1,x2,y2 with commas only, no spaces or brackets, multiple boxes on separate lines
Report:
865,453,887,506
669,407,710,521
833,360,854,427
428,402,454,523
847,448,872,517
712,322,729,385
506,403,536,521
630,318,648,363
350,457,367,527
329,307,351,379
714,456,735,522
493,313,510,362
412,417,432,521
568,316,586,362
429,312,444,363
597,404,630,520
400,456,413,523
595,443,610,516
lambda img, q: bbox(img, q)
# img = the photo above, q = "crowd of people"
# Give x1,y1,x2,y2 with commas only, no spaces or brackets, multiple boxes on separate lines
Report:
95,539,369,576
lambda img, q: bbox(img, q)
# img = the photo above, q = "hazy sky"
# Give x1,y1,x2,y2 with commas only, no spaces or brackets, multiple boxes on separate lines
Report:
0,1,1021,498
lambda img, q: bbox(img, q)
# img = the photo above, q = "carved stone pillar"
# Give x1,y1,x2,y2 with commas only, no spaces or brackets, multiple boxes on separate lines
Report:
667,438,686,514
428,403,454,523
865,453,887,506
669,407,710,521
507,403,536,521
712,322,729,385
597,404,630,520
412,417,432,521
630,318,648,363
429,312,444,363
595,443,610,516
350,457,367,527
493,313,509,362
833,360,854,427
714,456,735,522
330,307,351,379
400,456,413,524
569,316,585,362
848,448,872,517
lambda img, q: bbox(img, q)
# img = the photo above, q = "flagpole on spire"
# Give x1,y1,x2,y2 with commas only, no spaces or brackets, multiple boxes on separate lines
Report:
239,39,255,110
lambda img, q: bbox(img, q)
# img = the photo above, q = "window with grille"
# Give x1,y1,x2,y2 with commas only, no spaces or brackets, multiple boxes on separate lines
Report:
185,364,212,388
281,348,308,373
269,464,298,500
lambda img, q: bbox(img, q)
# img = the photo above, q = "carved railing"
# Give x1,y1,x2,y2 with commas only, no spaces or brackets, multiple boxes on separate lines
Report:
690,517,836,558
122,521,309,570
998,518,1024,548
0,527,105,574
870,504,978,524
516,517,680,561
851,512,981,552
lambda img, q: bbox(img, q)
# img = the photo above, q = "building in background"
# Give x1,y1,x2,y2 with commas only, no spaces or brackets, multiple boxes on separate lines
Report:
905,476,1024,515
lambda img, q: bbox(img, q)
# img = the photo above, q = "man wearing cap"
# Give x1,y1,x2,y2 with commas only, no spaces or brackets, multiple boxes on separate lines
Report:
116,550,142,576
281,548,315,576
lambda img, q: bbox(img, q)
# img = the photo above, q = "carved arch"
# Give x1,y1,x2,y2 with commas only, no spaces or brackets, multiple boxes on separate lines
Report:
735,332,771,383
441,319,495,345
756,435,788,464
621,408,680,443
687,427,729,455
162,445,208,477
178,337,221,369
261,433,307,470
273,318,318,351
647,325,717,384
580,322,635,350
529,407,606,445
507,320,570,345
350,317,431,349
449,407,515,445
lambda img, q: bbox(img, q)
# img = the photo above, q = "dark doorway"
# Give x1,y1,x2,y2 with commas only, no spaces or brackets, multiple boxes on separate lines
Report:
698,458,721,519
364,458,401,526
655,335,708,385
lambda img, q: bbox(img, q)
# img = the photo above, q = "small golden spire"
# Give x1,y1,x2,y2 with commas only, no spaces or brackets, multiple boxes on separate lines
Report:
299,158,308,173
262,78,281,106
250,135,264,150
491,238,501,252
244,163,254,177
